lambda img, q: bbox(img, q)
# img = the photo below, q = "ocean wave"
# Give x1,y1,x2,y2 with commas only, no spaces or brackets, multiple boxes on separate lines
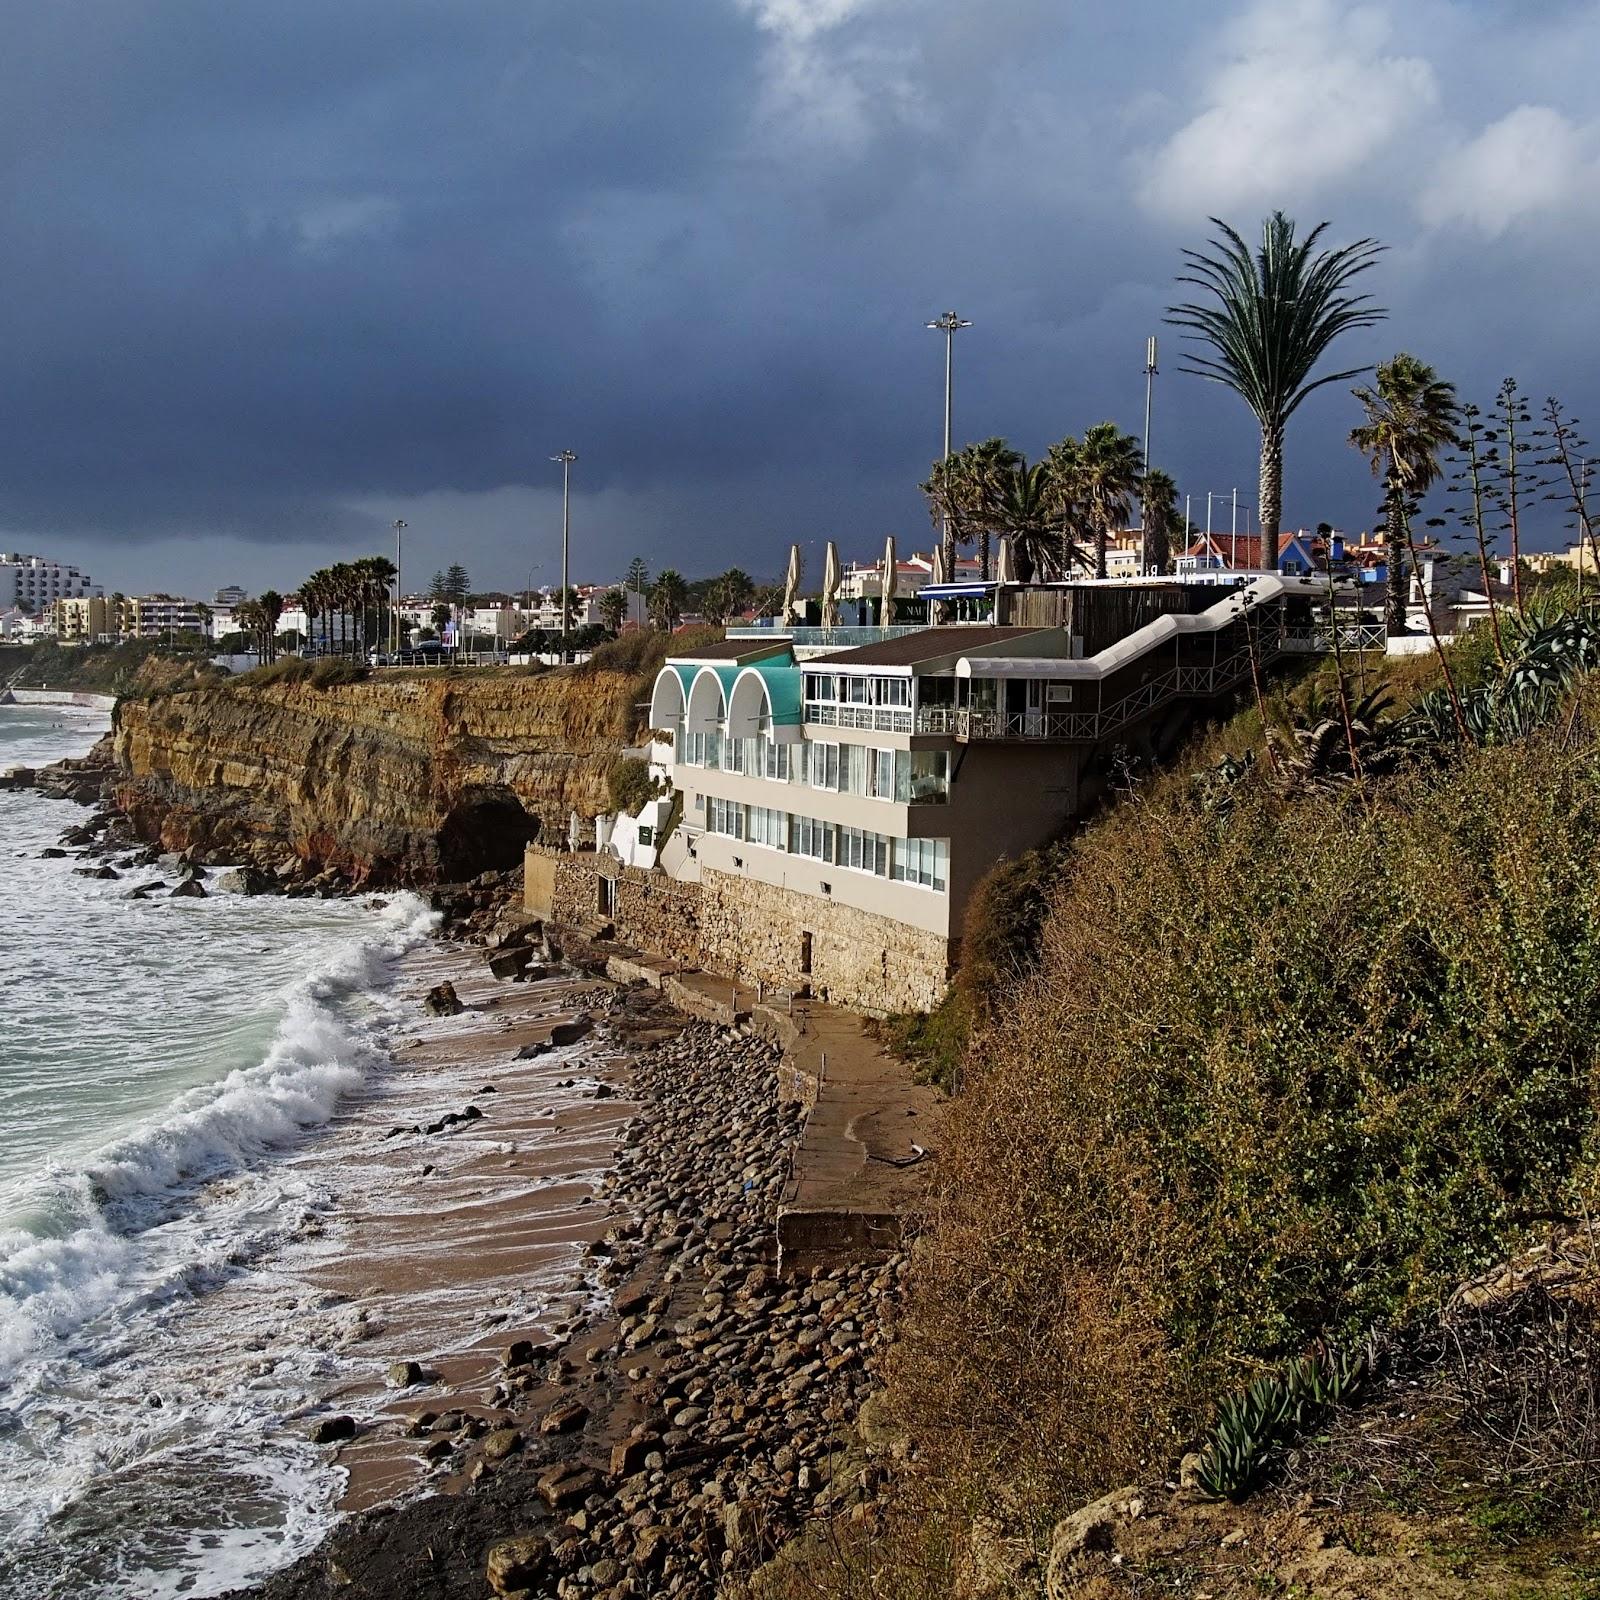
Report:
0,892,438,1382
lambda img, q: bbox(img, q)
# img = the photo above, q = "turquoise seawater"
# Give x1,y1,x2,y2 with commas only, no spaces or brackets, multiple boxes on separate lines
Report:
0,705,437,1596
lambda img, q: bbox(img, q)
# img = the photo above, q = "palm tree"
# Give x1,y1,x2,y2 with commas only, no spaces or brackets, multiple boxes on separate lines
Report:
650,569,687,630
1350,354,1459,635
1142,468,1180,575
258,590,283,663
1075,422,1145,580
1043,436,1094,577
966,438,1020,579
995,457,1062,582
598,586,628,633
1168,212,1386,548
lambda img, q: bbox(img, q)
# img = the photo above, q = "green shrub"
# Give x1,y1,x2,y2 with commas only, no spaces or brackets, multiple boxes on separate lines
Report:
890,692,1600,1535
607,756,661,815
235,655,312,686
308,657,368,688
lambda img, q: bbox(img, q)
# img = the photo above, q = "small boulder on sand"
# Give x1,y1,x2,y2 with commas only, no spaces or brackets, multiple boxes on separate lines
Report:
423,981,464,1016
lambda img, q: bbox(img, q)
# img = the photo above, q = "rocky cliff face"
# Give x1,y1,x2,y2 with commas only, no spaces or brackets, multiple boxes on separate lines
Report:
113,670,637,883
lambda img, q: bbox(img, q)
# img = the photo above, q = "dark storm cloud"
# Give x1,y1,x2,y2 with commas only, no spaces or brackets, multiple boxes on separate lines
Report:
2,0,1599,592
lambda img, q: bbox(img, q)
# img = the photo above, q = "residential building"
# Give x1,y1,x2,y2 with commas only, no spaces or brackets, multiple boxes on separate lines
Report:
53,595,116,643
641,573,1339,1012
0,553,102,611
214,584,248,607
125,595,208,639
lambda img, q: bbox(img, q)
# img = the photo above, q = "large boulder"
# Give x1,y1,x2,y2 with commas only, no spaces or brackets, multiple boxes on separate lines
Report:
486,1536,550,1596
423,981,464,1017
170,878,208,899
488,947,533,980
216,865,274,896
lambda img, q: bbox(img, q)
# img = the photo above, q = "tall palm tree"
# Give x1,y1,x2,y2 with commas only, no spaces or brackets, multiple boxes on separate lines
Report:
1075,422,1145,580
650,569,687,630
598,586,628,633
1167,212,1386,548
1043,436,1092,577
965,438,1020,579
1350,353,1460,635
1141,468,1180,576
995,457,1062,582
258,590,283,663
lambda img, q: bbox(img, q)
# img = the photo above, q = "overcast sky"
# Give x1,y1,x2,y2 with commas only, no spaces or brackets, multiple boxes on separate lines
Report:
4,0,1597,597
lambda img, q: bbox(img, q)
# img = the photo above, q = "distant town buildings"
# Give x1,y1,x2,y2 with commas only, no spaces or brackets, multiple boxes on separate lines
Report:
0,553,102,612
214,584,248,607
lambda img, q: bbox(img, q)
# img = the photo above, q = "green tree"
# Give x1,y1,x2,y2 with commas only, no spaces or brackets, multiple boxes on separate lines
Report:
994,457,1062,583
1075,423,1145,580
598,586,628,633
1168,211,1386,548
649,569,688,630
428,569,448,601
625,557,650,595
1350,353,1460,635
444,563,471,607
1141,468,1180,575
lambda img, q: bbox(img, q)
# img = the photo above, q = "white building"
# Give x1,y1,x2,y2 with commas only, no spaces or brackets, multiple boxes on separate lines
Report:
125,595,207,639
214,584,248,607
0,553,102,612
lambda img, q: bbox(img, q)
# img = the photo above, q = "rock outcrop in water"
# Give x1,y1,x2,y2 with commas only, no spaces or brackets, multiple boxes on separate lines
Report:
113,671,637,884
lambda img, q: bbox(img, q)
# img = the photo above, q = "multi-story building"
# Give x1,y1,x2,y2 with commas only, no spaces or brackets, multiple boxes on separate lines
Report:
643,573,1347,1011
0,553,102,613
53,595,117,643
125,595,208,639
214,584,248,607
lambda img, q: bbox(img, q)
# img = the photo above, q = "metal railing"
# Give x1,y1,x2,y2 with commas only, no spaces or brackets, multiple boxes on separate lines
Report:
1280,622,1387,653
725,625,926,647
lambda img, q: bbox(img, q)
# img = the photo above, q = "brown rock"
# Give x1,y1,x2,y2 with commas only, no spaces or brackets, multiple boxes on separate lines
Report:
540,1398,590,1435
486,1535,551,1596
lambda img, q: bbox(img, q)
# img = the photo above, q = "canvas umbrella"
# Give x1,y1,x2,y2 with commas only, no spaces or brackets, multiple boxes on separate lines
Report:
995,535,1016,585
781,543,802,623
880,534,898,624
820,541,841,629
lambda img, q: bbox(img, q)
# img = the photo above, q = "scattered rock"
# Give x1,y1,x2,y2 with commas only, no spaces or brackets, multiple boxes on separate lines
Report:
539,1398,589,1435
486,1535,550,1596
169,878,208,898
311,1415,357,1445
423,981,464,1017
386,1360,427,1388
216,865,274,895
482,1427,522,1461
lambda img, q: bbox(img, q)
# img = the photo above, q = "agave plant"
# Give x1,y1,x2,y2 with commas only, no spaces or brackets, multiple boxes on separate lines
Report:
1195,1347,1367,1499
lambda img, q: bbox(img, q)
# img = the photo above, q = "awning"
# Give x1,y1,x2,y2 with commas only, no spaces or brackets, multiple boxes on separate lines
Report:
955,656,1077,679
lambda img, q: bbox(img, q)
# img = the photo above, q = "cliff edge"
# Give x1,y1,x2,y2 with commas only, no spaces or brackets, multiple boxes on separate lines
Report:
113,668,636,883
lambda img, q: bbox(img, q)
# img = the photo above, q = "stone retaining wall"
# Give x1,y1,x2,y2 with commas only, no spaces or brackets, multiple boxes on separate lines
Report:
526,848,951,1015
699,867,950,1016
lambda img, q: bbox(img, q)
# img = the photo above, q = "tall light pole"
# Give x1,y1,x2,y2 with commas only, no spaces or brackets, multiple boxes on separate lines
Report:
1140,336,1158,559
925,311,971,579
550,449,578,659
392,518,406,656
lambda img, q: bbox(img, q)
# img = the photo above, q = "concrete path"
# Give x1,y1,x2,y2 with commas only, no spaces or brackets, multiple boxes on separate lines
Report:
775,1003,944,1271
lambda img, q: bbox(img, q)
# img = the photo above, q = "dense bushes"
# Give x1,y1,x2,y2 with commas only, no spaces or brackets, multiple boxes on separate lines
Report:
234,656,368,689
607,756,662,815
889,691,1600,1546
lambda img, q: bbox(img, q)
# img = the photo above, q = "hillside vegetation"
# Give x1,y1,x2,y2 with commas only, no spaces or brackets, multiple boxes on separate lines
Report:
819,607,1600,1597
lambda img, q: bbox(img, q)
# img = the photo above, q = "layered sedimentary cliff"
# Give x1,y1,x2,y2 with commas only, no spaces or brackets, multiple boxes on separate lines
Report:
114,669,637,882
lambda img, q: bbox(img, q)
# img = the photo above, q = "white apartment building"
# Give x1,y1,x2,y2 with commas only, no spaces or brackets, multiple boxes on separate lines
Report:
0,553,102,613
125,595,207,638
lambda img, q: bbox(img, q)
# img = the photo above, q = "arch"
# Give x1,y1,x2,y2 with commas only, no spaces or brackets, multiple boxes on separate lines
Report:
728,663,804,743
686,665,736,733
649,664,692,729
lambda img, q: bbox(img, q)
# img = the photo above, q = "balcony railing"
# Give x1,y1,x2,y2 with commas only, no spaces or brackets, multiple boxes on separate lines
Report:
725,625,926,647
1280,622,1387,653
804,702,959,734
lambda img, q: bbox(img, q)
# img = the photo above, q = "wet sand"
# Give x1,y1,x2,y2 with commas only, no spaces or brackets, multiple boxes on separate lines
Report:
296,938,643,1512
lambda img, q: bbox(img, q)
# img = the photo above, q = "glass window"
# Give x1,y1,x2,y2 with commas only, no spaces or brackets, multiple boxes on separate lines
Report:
804,673,837,704
838,826,890,876
875,676,910,707
844,675,871,705
792,814,836,862
893,836,949,890
809,742,840,791
907,749,950,803
874,748,895,800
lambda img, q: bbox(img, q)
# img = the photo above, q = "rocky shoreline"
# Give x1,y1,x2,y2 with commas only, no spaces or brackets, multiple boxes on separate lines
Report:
237,1012,901,1600
24,741,906,1600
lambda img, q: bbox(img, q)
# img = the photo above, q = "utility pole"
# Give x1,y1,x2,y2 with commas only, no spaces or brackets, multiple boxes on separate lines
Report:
925,311,972,579
1231,490,1238,569
550,449,578,660
392,518,406,657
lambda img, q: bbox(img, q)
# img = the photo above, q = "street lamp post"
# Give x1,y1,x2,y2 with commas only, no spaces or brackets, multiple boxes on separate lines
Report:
392,518,406,657
1140,336,1157,560
550,449,578,660
925,311,971,582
